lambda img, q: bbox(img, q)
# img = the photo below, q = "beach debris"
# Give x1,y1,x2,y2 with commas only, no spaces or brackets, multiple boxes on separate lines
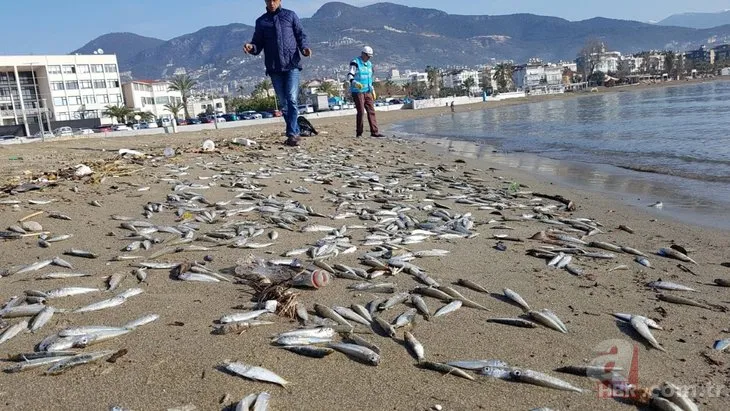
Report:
487,318,538,328
404,331,425,362
714,279,730,287
713,339,730,351
419,361,475,381
327,342,380,366
630,316,666,352
657,294,712,310
648,201,664,209
202,140,216,152
503,288,531,312
647,280,696,292
658,248,698,265
74,164,93,177
46,350,115,375
0,320,29,345
509,368,583,393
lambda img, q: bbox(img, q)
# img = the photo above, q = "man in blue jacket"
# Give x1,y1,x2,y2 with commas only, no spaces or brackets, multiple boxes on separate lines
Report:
347,46,384,138
244,0,312,146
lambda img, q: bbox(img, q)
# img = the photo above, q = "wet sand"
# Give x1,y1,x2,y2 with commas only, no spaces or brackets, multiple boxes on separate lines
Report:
0,86,729,411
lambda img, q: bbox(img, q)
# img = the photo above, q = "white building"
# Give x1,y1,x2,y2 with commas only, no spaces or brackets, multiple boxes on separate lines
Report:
512,59,564,91
0,54,122,135
595,51,622,73
442,69,481,94
187,97,226,118
121,80,183,121
408,72,428,85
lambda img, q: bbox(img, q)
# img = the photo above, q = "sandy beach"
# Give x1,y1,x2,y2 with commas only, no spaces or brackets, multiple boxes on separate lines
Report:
0,84,729,411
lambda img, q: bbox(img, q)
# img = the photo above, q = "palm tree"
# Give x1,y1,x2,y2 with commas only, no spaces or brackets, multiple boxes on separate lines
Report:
164,101,186,120
318,81,338,97
102,105,133,124
253,79,273,98
168,75,197,119
493,63,515,93
134,111,155,122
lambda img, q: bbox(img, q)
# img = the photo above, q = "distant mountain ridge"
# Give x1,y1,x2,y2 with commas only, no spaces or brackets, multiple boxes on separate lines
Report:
71,2,730,90
72,32,165,64
658,10,730,29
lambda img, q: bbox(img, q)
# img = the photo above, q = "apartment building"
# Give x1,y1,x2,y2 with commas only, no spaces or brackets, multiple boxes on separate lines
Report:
0,55,122,135
512,60,563,91
441,69,481,94
121,80,183,121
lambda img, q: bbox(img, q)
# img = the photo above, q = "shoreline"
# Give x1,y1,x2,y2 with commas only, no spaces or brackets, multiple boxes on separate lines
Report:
0,95,728,410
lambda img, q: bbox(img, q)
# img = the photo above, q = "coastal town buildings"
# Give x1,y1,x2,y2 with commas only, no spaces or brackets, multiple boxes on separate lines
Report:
441,69,481,95
121,80,183,122
686,45,715,65
0,54,122,135
512,59,564,92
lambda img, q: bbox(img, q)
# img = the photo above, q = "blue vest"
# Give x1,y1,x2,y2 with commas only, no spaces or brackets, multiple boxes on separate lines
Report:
350,57,373,93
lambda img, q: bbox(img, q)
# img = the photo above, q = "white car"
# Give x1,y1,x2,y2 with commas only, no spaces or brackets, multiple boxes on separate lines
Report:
112,124,130,131
32,131,55,139
77,128,95,135
140,122,158,129
53,126,73,137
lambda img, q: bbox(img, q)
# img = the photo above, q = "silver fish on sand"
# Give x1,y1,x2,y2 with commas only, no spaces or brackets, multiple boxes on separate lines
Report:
503,288,530,312
510,368,583,393
647,280,696,292
433,300,462,318
279,345,335,358
404,331,425,362
630,316,666,352
46,350,115,375
29,306,55,333
222,362,290,386
0,320,29,345
327,342,380,366
419,361,475,381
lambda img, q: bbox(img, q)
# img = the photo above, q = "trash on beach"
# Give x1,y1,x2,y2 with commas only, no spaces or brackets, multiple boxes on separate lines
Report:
163,147,175,157
232,138,257,146
202,140,215,152
74,164,93,177
118,149,145,157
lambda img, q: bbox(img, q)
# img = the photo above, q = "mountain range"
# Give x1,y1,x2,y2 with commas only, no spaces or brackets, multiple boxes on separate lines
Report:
658,10,730,29
72,2,730,91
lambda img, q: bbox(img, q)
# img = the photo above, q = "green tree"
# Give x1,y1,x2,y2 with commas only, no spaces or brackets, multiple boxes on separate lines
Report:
663,52,677,79
493,63,514,93
164,101,186,120
134,111,155,122
102,105,133,124
168,74,197,119
463,77,476,96
616,60,632,81
588,70,606,86
318,81,338,97
426,66,441,95
253,79,273,98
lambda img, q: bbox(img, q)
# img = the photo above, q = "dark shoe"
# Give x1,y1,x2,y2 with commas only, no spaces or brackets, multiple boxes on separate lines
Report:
371,133,385,138
284,138,299,147
356,134,362,138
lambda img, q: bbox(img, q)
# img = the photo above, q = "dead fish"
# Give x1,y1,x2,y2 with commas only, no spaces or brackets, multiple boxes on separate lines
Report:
410,295,431,320
635,256,652,268
342,333,381,354
221,362,289,386
589,241,622,253
528,310,567,333
45,350,115,375
608,264,629,272
392,308,418,328
0,320,29,345
279,345,334,358
630,316,665,352
503,288,530,312
658,248,698,265
333,307,371,326
555,365,624,377
437,286,490,311
327,342,380,366
314,304,353,328
487,318,538,328
213,321,275,335
510,368,583,393
612,313,663,330
107,273,126,291
457,278,489,293
404,331,425,362
29,306,55,333
413,286,453,301
419,361,475,381
658,381,699,411
714,279,730,287
379,292,410,311
433,300,462,318
618,225,634,234
647,280,696,292
64,249,98,259
657,294,712,310
372,316,396,338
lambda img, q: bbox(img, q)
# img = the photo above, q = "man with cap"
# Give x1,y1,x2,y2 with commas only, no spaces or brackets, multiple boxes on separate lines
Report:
244,0,312,147
347,46,385,138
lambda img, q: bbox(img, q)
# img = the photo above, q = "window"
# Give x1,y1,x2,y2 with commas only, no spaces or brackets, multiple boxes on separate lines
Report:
80,80,92,89
104,64,117,73
110,95,119,103
93,80,106,89
62,65,75,74
155,96,169,105
107,80,119,88
72,112,82,120
51,82,65,91
48,65,61,74
56,112,69,121
91,64,104,73
85,110,99,119
66,81,79,90
77,65,90,74
83,95,96,104
53,97,67,106
97,94,109,103
69,96,82,105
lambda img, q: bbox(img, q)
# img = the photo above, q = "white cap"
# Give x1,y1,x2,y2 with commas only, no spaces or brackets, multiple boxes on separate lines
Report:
362,46,373,56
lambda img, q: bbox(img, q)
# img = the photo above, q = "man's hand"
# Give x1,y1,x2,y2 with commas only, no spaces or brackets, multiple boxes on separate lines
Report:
372,90,377,100
243,43,254,54
352,81,364,90
302,48,312,57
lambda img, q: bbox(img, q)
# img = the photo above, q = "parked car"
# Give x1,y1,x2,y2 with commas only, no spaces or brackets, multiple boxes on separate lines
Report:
112,124,130,131
31,131,55,139
297,104,314,114
75,128,95,135
1,135,17,140
185,118,201,125
207,116,225,123
53,126,73,137
389,99,404,105
95,125,113,132
239,110,263,120
329,104,341,111
140,122,158,129
221,113,239,122
270,110,282,117
258,111,274,119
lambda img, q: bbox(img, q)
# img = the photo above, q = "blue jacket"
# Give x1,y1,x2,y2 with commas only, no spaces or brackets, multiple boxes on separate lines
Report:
249,7,309,75
349,57,373,93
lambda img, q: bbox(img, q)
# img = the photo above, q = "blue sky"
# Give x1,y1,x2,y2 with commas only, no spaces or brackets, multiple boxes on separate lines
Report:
3,0,728,55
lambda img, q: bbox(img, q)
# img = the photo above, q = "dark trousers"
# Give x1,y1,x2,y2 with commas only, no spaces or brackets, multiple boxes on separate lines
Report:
352,92,379,136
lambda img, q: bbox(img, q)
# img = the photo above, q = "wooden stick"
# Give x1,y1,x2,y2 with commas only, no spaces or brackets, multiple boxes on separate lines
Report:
18,211,44,222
